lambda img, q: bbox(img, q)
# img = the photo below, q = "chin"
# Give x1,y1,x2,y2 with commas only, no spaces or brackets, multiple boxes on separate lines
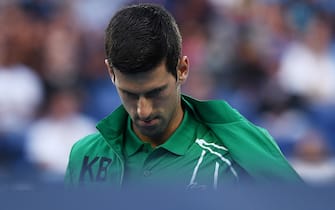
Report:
142,127,165,138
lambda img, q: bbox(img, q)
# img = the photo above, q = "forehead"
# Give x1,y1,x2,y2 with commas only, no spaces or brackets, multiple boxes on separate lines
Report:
113,62,174,93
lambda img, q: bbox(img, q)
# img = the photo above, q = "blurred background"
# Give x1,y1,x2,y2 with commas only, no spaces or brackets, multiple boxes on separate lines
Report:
0,0,335,189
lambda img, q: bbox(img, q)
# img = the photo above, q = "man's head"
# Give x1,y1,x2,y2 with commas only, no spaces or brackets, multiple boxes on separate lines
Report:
104,3,182,78
104,4,189,145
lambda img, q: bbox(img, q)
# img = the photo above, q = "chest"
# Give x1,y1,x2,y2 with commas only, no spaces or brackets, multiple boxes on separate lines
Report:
123,139,239,190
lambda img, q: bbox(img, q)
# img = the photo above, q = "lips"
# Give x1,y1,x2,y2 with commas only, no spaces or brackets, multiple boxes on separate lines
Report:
137,118,159,127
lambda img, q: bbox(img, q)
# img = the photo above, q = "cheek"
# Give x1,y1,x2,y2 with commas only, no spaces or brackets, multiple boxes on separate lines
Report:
155,91,179,113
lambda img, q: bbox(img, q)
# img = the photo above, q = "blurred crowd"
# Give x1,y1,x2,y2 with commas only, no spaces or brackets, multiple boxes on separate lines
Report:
0,0,335,188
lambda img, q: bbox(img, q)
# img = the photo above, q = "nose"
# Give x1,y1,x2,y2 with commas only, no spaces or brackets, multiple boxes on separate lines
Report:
137,96,152,120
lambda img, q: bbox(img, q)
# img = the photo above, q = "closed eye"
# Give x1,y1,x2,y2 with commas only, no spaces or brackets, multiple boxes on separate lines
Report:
119,84,168,99
146,89,163,98
145,85,167,98
123,91,139,99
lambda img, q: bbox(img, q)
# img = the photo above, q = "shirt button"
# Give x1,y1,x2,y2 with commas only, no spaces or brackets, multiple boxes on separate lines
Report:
143,170,151,177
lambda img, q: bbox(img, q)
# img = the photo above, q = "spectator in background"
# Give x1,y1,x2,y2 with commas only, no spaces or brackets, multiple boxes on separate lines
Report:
25,87,96,182
277,11,335,149
290,129,335,185
79,30,121,121
277,12,335,105
42,6,81,89
0,5,44,177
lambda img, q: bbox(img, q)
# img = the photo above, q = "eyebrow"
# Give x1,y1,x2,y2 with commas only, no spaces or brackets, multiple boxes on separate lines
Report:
119,84,168,96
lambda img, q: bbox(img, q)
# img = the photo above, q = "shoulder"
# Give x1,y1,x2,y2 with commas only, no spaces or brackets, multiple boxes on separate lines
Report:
70,132,106,155
182,95,244,124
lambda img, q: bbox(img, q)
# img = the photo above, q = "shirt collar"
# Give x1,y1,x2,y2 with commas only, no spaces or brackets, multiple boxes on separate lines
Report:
158,108,197,156
124,117,147,157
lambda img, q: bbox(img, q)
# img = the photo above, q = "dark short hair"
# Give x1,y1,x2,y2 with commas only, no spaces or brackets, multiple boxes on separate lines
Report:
105,3,182,78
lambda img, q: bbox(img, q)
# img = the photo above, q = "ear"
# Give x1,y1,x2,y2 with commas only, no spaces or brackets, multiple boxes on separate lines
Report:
105,59,115,84
177,56,189,84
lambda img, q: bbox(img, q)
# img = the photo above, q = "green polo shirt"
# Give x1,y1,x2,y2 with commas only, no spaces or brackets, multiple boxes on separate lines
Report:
123,108,242,189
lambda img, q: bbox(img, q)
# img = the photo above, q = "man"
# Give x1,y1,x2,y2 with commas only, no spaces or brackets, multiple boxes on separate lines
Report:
65,3,302,190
